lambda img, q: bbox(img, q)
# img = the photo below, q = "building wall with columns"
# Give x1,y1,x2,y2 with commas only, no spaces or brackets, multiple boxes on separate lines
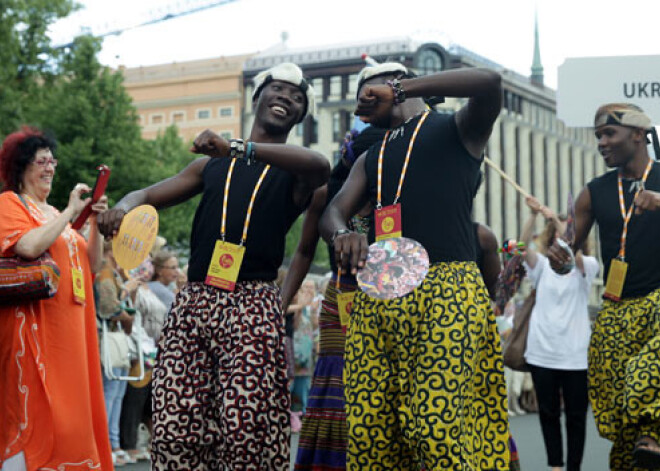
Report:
122,54,252,141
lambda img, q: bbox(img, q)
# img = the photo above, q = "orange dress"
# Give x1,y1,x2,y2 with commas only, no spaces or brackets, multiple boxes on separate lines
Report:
0,192,113,470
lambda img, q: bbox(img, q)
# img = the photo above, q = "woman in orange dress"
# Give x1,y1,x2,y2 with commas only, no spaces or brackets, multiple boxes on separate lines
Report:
0,128,113,470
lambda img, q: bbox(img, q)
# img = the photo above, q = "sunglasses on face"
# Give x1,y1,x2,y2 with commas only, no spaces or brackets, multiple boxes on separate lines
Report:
33,157,58,168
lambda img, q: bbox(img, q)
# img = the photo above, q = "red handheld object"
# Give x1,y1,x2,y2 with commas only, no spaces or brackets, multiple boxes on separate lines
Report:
71,165,111,230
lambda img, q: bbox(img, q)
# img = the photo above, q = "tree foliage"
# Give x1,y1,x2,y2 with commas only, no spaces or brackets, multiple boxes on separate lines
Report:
0,2,326,263
0,10,198,247
0,0,77,135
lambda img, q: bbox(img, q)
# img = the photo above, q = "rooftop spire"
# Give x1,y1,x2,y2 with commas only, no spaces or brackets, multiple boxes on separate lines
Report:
531,9,544,86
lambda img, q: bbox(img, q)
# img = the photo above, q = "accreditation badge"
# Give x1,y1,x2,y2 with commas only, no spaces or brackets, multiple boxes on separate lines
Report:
71,268,86,304
337,291,356,331
603,258,628,302
205,240,245,291
375,204,402,241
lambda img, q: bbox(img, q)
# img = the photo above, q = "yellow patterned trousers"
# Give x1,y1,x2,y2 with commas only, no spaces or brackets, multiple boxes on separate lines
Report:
344,262,510,470
589,287,660,471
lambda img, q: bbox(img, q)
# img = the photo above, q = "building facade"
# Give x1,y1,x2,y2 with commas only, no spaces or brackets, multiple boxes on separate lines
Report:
122,54,252,141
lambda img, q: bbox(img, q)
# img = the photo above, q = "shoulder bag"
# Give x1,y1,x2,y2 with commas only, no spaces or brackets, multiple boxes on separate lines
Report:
502,290,536,372
0,194,60,305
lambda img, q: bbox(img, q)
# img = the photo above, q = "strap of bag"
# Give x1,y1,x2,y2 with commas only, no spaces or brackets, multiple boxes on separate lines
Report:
15,192,30,211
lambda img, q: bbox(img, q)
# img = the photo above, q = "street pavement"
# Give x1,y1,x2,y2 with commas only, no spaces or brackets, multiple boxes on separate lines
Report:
125,409,612,470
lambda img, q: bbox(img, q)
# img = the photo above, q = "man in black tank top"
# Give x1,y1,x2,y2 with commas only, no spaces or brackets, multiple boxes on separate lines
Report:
319,63,509,470
98,63,330,470
548,103,660,471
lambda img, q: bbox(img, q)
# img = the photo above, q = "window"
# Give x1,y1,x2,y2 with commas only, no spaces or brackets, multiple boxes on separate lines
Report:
197,109,211,119
332,112,341,141
329,76,342,101
172,111,185,123
303,116,318,146
219,131,232,140
313,78,323,99
296,123,304,137
219,107,233,117
348,73,359,97
150,114,164,125
343,110,352,135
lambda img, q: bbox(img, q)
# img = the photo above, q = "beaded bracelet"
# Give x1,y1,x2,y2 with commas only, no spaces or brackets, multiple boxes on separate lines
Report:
228,139,245,159
245,141,256,165
386,78,406,104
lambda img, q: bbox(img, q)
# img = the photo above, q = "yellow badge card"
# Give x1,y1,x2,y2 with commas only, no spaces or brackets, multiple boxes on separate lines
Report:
205,240,245,291
112,205,159,271
375,204,402,241
71,268,85,304
604,259,628,302
337,291,356,328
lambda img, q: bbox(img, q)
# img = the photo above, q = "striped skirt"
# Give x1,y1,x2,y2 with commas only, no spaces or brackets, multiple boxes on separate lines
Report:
295,274,356,471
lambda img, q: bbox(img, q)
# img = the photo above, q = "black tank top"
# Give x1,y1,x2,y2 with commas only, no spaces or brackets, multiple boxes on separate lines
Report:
364,111,480,262
187,158,303,282
588,161,660,299
325,161,372,276
474,222,484,271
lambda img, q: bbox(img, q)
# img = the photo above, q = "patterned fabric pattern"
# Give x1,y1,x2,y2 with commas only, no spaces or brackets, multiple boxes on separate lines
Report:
344,262,509,470
588,287,660,471
295,276,356,470
151,281,290,470
508,434,520,471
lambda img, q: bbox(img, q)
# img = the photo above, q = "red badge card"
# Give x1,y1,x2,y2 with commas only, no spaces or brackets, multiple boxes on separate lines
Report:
375,204,402,241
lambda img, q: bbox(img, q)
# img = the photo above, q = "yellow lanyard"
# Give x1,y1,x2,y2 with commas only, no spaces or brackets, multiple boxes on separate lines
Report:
616,159,653,260
220,160,270,245
376,110,430,210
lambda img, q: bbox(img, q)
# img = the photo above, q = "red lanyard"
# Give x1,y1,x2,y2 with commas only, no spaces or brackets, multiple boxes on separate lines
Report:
376,110,430,209
616,159,653,260
220,160,270,245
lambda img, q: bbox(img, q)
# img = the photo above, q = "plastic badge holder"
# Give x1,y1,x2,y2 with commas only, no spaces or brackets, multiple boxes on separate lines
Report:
357,237,430,300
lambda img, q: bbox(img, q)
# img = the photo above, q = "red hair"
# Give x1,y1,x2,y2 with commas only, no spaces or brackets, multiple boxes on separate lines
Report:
0,127,50,191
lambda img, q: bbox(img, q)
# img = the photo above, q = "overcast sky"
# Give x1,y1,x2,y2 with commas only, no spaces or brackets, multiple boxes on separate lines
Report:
48,0,660,90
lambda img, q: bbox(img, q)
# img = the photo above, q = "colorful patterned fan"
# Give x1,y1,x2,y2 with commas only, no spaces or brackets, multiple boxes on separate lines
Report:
357,237,429,300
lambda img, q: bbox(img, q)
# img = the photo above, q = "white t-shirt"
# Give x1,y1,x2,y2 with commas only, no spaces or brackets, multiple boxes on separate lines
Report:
523,253,599,370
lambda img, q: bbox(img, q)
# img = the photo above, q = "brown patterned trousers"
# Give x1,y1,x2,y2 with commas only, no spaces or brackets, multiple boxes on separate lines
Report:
151,281,290,470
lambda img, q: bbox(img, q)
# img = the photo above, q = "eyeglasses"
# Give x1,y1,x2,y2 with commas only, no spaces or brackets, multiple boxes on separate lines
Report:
33,158,58,168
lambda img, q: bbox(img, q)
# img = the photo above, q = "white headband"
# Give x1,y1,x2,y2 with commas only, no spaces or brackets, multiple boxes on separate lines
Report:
356,62,409,97
252,62,315,122
594,105,653,130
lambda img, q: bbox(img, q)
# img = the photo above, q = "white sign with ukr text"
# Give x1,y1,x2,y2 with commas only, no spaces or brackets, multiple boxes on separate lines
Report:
557,55,660,127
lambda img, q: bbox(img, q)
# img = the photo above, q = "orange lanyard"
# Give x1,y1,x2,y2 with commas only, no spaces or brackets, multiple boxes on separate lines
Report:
376,110,430,210
616,159,653,260
23,194,82,271
220,159,270,245
63,227,83,271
